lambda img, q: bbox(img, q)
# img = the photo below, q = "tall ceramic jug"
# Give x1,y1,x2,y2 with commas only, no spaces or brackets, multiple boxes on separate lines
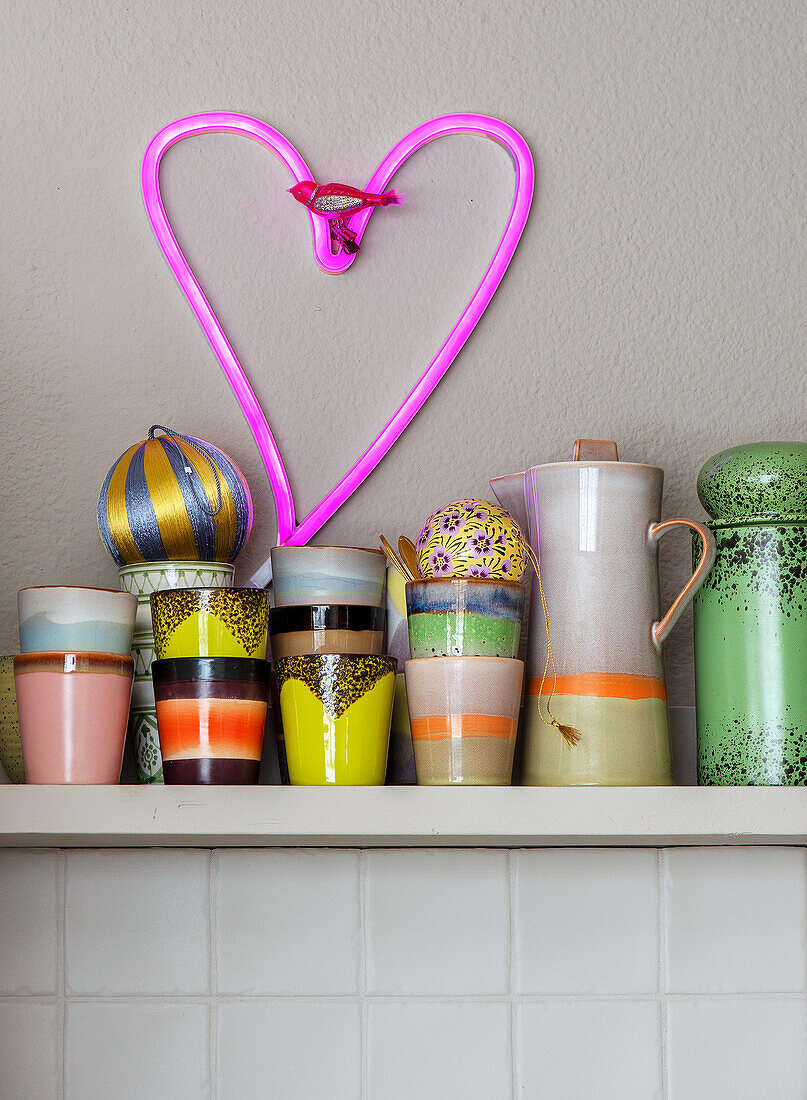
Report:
520,442,715,785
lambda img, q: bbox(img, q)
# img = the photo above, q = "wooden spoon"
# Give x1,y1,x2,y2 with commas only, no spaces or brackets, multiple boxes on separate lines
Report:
379,535,413,582
398,536,422,580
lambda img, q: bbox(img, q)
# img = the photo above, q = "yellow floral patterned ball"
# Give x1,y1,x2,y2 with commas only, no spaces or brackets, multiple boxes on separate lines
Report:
416,499,527,581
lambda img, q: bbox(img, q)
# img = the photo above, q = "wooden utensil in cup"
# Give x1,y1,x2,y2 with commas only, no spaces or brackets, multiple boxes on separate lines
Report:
398,537,422,580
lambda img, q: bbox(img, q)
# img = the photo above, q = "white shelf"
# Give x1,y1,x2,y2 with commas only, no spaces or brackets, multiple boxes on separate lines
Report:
0,786,805,847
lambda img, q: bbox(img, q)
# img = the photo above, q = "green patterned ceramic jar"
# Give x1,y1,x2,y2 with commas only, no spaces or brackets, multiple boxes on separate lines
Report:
693,443,807,785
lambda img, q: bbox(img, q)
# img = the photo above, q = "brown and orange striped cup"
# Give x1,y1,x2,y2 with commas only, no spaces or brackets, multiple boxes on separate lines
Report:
404,656,523,785
152,656,270,784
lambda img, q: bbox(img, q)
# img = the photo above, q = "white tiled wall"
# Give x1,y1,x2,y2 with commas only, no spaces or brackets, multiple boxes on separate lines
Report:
1,847,806,1099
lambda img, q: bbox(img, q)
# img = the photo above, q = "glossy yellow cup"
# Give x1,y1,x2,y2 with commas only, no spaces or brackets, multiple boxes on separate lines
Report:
275,654,396,784
150,588,269,660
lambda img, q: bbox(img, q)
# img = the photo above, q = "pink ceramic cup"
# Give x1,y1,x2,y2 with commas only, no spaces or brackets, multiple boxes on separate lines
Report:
14,652,134,784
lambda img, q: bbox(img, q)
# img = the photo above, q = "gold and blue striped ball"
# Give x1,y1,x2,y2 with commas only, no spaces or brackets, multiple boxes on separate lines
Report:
97,429,253,566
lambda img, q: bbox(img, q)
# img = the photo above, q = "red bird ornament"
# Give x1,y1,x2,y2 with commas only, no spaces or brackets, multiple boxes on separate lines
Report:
289,180,404,254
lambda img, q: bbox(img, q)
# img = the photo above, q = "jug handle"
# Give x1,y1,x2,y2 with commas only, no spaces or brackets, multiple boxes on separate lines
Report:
649,519,716,649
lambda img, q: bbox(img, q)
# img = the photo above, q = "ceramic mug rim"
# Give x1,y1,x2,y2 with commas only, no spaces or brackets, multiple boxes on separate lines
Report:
13,652,134,674
151,655,271,683
404,577,525,591
269,604,386,633
270,544,385,558
150,586,268,600
18,585,137,597
275,653,397,671
406,654,524,669
118,560,235,573
531,461,663,474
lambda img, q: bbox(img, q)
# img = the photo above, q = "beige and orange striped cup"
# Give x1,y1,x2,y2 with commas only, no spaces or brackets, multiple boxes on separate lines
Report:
404,656,523,785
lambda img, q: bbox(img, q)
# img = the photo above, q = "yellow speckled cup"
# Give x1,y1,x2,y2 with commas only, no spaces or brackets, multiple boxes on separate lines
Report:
275,654,397,784
150,588,269,660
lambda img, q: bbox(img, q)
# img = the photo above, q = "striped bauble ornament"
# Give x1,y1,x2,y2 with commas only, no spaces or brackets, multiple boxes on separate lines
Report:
98,425,253,566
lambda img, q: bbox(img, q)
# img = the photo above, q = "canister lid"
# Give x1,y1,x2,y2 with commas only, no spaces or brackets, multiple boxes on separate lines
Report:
697,442,807,521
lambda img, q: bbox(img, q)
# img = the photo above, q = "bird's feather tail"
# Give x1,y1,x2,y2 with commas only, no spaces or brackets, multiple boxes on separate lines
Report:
378,189,405,207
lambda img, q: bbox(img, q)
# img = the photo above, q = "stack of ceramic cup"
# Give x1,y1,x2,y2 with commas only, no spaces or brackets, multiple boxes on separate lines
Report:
268,546,397,785
149,586,271,784
404,576,526,785
14,586,137,784
118,561,236,783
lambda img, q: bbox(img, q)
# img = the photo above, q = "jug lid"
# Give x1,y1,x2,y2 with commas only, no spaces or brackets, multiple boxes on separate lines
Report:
572,439,619,462
697,442,807,522
533,440,662,475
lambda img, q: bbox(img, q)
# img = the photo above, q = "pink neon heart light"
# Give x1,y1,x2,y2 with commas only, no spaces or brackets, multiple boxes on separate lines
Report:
141,113,534,579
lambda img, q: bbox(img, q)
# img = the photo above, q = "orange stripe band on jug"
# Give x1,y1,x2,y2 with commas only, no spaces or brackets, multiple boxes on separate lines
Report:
526,673,667,701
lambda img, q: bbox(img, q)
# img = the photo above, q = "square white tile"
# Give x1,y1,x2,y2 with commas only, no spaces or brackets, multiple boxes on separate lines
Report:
218,1001,361,1100
667,998,807,1100
0,850,59,994
664,847,807,993
515,849,659,994
367,1002,511,1100
0,1002,59,1099
365,849,509,995
65,850,209,995
518,1000,663,1099
66,1002,209,1100
216,849,360,994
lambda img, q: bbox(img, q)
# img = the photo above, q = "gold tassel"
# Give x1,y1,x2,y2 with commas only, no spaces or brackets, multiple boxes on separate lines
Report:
522,539,580,748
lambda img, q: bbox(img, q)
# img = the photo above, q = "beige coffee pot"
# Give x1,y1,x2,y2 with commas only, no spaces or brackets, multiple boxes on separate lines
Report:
492,440,715,785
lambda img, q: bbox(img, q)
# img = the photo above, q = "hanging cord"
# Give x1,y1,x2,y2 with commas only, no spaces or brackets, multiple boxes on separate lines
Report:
521,538,580,748
149,425,223,517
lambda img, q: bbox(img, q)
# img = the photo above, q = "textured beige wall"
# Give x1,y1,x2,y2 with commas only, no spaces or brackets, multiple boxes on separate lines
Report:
2,1,806,701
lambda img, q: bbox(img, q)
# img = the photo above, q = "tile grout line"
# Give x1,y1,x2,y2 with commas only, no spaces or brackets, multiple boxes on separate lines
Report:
16,990,806,1006
58,850,66,1100
509,850,518,1099
209,849,218,1100
359,850,368,1100
658,849,669,1100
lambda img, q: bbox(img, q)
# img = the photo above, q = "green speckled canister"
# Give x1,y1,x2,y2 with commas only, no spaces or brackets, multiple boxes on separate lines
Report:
693,443,807,785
